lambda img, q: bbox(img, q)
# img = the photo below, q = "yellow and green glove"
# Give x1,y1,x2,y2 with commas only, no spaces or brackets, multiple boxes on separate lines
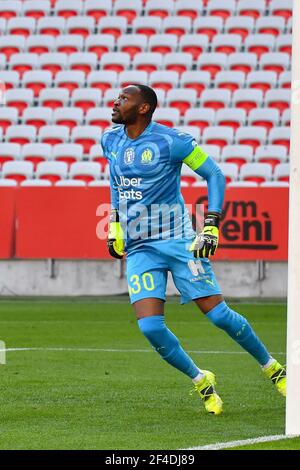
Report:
107,209,125,259
190,212,220,258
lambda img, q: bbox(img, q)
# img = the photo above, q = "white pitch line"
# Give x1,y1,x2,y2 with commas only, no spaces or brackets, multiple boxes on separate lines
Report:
0,347,286,355
182,434,299,450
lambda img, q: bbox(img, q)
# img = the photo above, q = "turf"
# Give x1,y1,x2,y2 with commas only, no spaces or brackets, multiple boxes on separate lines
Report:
0,298,288,450
226,437,300,450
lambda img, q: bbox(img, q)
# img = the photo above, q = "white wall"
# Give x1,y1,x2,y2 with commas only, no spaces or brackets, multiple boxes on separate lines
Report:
0,260,287,298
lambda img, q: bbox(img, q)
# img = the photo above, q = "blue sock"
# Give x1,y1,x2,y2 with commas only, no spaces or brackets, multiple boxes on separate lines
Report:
206,301,270,366
138,315,200,379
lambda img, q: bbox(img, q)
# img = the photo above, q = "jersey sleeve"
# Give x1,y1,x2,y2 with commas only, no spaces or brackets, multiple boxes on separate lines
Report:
100,132,110,161
169,130,200,164
100,131,119,210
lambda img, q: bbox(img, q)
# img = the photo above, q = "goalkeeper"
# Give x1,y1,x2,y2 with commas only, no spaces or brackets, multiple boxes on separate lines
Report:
102,84,286,416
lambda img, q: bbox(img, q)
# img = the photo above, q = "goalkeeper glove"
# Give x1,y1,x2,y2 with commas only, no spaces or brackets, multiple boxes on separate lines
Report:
107,209,125,259
190,212,220,259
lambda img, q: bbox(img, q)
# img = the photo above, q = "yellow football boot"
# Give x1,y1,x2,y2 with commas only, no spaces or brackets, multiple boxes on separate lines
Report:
263,360,286,397
193,370,223,415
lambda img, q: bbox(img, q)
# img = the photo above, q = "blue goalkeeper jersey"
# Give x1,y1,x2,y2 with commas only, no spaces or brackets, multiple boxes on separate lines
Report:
101,121,225,252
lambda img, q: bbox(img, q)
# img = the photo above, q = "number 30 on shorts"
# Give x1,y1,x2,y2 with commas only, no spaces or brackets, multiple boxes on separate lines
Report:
128,273,155,295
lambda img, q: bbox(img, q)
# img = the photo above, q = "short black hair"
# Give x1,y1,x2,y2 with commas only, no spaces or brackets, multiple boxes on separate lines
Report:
133,84,158,116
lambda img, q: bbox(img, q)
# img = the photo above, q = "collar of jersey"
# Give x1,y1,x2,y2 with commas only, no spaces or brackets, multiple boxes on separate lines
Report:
123,121,154,141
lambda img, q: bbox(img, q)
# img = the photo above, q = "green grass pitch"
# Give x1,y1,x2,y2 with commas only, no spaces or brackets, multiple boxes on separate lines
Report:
0,297,298,450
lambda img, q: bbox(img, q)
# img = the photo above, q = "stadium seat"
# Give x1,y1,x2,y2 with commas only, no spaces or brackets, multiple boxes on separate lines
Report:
149,71,179,92
37,16,66,37
200,144,222,162
214,71,246,92
265,89,291,114
0,1,22,20
163,52,193,75
88,180,110,187
23,0,51,20
162,16,192,38
236,126,267,150
236,0,266,19
98,16,127,39
232,88,263,114
218,162,239,183
180,71,210,97
0,54,7,71
132,16,162,37
36,161,68,184
197,53,227,79
26,35,55,55
179,34,209,60
55,34,84,54
202,126,234,149
184,108,215,133
259,52,290,75
212,34,242,55
0,143,21,168
215,108,246,131
276,34,292,56
68,52,97,76
246,70,277,93
269,127,290,151
222,144,253,167
278,71,291,89
0,107,18,133
274,163,289,182
7,17,36,37
228,52,257,74
84,0,112,22
260,181,289,187
206,0,236,20
152,108,180,127
224,16,255,41
177,126,200,142
149,34,177,55
2,160,34,184
245,34,275,59
133,52,163,73
55,179,86,186
21,179,52,186
5,89,34,116
21,143,52,167
66,16,95,38
118,70,148,88
103,88,120,107
85,34,115,59
113,0,142,25
53,107,83,130
255,144,287,168
55,70,85,93
193,17,223,42
71,126,100,154
287,16,293,33
248,108,280,132
71,88,102,113
89,144,106,170
39,87,70,110
23,107,53,131
0,18,5,35
145,0,174,19
256,16,285,37
227,181,258,187
38,52,68,77
39,125,69,145
87,70,117,93
101,51,131,72
166,88,197,115
201,89,231,111
118,34,148,60
281,109,290,126
174,1,203,20
85,107,112,130
0,179,18,186
9,52,38,77
269,0,293,22
240,162,272,183
69,161,101,182
54,0,84,19
0,70,20,90
53,143,83,166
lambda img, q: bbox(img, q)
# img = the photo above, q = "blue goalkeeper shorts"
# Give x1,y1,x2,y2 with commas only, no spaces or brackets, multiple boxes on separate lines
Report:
126,238,221,305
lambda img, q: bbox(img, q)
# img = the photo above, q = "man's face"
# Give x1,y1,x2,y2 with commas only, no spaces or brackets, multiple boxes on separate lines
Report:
112,86,145,124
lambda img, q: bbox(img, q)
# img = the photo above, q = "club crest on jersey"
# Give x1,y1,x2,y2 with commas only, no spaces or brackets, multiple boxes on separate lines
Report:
141,148,153,164
124,147,135,165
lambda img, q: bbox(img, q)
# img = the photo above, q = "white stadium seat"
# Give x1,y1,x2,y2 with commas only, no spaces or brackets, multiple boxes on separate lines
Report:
87,70,118,92
166,88,197,115
274,163,289,181
26,35,55,55
85,34,115,59
184,108,215,133
153,108,180,127
6,89,35,116
240,163,272,183
215,71,246,91
215,108,246,130
23,107,53,130
54,0,84,19
179,34,209,60
212,34,242,54
101,52,131,72
71,126,100,154
180,71,210,97
7,17,36,37
133,52,163,73
202,126,234,149
53,107,84,130
38,125,70,145
248,108,280,131
84,0,113,22
39,88,70,110
71,88,102,113
5,125,36,144
55,34,84,54
149,34,178,55
55,70,86,93
255,144,287,166
236,0,266,19
36,161,69,183
149,71,179,92
0,143,21,166
201,89,232,110
53,143,84,165
132,16,162,37
2,160,34,184
118,71,148,88
37,16,66,37
21,143,53,166
23,1,51,20
222,144,253,166
236,126,267,150
69,161,101,182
